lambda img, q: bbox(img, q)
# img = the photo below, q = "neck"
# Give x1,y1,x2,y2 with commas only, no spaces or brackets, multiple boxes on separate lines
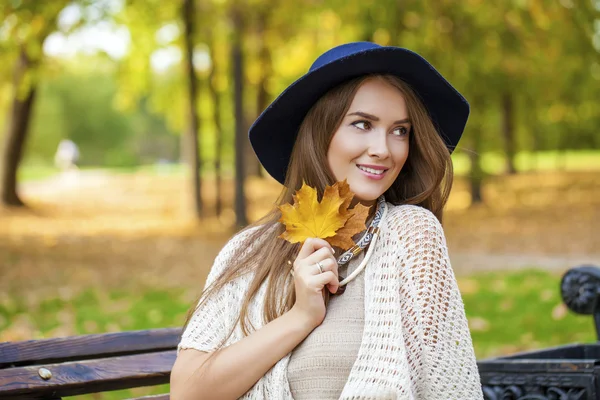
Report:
350,197,379,221
346,197,379,252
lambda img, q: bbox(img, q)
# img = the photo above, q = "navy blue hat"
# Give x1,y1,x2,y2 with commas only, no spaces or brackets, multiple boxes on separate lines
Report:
249,42,469,185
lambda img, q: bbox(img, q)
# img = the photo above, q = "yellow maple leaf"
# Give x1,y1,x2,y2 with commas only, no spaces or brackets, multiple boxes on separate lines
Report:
278,181,346,243
278,180,371,250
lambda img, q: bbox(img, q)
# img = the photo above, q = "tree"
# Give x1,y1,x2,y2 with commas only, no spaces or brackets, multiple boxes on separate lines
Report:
0,1,116,206
0,2,70,206
182,0,203,218
206,30,225,217
231,4,248,227
118,0,208,218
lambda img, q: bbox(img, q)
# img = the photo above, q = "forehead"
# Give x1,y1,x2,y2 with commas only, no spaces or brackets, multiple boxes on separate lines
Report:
347,78,408,117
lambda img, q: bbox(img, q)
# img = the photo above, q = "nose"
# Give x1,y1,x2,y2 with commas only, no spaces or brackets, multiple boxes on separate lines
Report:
367,129,390,159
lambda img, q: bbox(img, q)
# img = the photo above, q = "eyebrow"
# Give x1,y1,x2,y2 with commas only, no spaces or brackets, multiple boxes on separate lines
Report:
347,111,411,125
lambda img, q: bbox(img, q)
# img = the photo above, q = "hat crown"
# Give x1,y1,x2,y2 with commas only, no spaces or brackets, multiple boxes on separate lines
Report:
309,42,382,72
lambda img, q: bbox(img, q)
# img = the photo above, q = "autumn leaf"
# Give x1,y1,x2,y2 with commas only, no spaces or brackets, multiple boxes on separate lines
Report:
278,179,371,250
326,202,370,250
327,180,370,249
278,182,346,243
337,179,353,214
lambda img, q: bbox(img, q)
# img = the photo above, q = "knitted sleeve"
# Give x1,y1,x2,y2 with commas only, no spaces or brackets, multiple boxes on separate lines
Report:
392,205,483,399
177,227,257,354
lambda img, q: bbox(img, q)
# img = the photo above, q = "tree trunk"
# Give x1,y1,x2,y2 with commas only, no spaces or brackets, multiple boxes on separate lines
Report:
182,0,203,219
530,125,541,171
469,95,485,205
244,121,261,178
556,132,568,171
469,133,484,205
253,12,271,179
1,47,37,207
208,44,223,217
389,4,404,46
242,15,264,179
232,6,248,227
501,92,517,175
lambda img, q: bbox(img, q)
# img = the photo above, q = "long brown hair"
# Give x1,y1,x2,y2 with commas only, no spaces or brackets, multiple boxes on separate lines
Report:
182,74,454,350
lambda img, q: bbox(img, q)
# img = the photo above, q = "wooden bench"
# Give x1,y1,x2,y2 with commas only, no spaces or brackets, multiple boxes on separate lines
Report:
0,328,180,399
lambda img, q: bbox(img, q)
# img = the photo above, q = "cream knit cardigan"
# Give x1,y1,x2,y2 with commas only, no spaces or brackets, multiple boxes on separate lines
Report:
178,203,484,399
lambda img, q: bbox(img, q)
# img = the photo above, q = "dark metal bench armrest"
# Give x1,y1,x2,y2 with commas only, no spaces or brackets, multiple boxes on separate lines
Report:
561,265,600,341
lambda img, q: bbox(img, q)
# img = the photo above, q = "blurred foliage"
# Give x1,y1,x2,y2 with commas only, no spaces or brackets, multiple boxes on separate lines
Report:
26,54,179,167
0,0,598,171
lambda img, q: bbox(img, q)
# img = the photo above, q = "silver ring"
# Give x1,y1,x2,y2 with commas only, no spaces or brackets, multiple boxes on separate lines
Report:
315,261,324,274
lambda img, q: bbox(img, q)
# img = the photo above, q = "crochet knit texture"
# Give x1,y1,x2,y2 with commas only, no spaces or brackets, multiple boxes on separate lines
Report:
178,203,484,399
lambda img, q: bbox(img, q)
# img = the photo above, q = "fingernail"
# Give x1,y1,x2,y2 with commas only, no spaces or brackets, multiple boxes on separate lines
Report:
330,247,335,254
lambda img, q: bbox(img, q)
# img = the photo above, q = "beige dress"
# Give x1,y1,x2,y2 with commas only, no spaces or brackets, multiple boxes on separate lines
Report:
287,251,366,399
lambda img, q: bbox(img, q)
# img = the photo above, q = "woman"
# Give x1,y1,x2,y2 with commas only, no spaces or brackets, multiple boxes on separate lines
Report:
171,42,483,399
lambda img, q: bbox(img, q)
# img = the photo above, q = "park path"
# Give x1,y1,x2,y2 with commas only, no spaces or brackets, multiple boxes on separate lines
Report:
13,169,600,276
19,169,120,199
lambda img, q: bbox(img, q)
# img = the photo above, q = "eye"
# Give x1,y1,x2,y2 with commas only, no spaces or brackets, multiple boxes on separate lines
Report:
392,126,410,137
351,120,371,130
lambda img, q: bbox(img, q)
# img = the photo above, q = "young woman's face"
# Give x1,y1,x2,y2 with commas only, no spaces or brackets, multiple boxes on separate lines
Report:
327,78,410,206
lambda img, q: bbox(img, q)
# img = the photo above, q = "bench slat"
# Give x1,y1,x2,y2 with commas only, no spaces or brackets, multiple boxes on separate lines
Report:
0,328,180,368
0,350,176,399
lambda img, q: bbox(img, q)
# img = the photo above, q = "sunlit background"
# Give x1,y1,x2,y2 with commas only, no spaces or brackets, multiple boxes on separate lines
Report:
0,0,599,398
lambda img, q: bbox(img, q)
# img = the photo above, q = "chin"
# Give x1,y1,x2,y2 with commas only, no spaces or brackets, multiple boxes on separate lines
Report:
343,174,392,203
348,187,384,203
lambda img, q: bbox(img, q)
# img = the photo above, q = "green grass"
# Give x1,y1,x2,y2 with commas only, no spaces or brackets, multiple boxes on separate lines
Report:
451,150,600,176
17,162,235,183
3,269,598,399
17,165,62,182
18,150,600,183
462,269,596,359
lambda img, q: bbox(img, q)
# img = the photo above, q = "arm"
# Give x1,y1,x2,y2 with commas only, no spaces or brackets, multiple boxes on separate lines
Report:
171,308,313,400
171,230,339,400
394,206,483,399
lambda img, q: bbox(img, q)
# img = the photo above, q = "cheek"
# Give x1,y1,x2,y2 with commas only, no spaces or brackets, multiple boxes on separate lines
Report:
328,133,359,167
393,142,410,164
389,143,409,177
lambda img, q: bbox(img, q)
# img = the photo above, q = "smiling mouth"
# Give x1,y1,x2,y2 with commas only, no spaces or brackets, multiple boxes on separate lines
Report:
356,165,389,176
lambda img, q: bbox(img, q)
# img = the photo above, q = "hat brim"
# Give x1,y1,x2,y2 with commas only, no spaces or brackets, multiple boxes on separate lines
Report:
249,46,469,185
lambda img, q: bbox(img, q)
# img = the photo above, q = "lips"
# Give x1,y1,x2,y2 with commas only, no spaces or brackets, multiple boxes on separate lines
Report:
356,164,389,173
356,164,389,180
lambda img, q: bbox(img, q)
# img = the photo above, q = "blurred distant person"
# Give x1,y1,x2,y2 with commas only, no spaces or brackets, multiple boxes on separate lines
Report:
54,139,80,172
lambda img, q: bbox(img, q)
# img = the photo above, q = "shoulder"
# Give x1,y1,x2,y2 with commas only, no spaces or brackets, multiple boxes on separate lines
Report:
383,203,446,243
207,224,266,281
385,203,442,230
215,224,265,262
226,224,262,247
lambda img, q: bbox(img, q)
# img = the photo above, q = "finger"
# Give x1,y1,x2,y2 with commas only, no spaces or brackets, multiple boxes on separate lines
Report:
297,237,334,260
301,258,332,277
303,257,338,279
302,247,336,268
309,271,339,294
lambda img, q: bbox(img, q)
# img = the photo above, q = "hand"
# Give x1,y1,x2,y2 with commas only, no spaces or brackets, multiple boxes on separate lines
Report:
289,238,339,329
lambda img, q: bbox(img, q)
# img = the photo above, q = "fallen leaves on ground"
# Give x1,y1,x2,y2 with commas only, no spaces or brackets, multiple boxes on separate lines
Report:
0,170,599,297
